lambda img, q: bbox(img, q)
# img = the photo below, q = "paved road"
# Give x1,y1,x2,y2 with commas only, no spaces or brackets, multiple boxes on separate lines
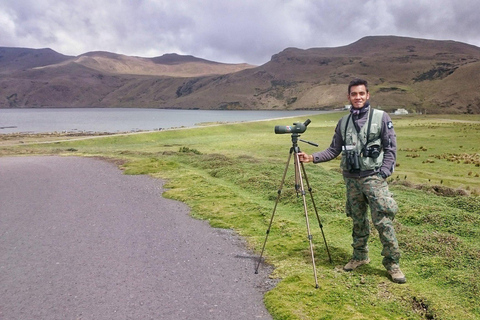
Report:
0,156,274,320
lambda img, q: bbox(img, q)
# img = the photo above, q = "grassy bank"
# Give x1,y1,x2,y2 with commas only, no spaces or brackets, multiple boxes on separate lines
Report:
2,112,480,319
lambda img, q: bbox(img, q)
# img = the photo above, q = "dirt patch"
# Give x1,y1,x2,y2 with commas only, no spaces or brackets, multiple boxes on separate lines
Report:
411,297,437,319
391,180,470,197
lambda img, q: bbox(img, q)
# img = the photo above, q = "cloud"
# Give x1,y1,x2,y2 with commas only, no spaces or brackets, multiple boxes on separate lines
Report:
1,0,479,65
387,0,480,42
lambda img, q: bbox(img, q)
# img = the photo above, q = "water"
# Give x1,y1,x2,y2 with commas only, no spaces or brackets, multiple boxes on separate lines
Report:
0,108,326,134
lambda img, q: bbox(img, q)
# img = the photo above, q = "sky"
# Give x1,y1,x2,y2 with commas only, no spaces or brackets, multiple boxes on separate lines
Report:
1,0,479,65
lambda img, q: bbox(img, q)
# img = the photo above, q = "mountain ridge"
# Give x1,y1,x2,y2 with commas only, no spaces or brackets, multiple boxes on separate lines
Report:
1,36,479,113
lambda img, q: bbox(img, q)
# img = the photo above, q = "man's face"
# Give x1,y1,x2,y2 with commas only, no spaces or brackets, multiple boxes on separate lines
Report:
348,85,370,109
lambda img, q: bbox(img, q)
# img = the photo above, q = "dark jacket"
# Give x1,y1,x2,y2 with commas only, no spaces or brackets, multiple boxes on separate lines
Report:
312,105,397,178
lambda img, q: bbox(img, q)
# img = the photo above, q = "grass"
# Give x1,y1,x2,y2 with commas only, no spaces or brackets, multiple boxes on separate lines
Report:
2,112,480,319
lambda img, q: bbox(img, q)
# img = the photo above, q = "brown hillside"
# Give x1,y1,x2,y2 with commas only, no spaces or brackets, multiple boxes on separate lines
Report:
1,36,480,113
0,47,73,74
72,52,256,77
246,36,480,112
166,36,480,113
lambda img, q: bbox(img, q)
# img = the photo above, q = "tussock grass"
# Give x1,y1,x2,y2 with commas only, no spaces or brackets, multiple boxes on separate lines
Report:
2,112,480,319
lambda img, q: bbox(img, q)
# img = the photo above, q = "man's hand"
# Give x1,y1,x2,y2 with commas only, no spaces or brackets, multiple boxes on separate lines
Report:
298,152,313,163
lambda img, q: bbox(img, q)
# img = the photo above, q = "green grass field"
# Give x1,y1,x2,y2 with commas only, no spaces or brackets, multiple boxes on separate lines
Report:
2,112,480,319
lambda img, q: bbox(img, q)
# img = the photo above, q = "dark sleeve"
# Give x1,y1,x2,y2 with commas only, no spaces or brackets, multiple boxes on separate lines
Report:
380,112,397,177
312,120,343,163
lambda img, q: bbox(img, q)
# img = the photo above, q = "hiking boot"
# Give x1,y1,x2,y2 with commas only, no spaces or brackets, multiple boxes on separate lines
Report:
388,268,406,284
343,258,370,271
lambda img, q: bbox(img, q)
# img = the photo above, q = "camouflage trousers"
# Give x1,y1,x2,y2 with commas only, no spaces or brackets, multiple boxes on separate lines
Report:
344,174,400,270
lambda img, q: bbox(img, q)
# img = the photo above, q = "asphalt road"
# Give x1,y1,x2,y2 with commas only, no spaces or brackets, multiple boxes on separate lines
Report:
0,156,274,320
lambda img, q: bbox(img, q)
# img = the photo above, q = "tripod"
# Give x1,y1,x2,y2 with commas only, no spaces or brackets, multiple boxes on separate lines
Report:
254,132,332,288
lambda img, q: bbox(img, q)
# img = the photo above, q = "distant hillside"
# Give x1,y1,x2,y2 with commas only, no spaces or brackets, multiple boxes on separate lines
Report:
73,52,255,77
0,47,73,74
1,36,480,113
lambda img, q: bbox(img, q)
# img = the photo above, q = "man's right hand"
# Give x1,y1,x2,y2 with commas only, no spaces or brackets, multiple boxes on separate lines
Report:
298,152,313,163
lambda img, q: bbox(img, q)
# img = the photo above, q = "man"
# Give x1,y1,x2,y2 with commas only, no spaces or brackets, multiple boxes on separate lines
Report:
298,78,406,284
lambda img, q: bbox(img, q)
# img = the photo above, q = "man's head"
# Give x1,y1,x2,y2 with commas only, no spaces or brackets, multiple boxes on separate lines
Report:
348,78,370,109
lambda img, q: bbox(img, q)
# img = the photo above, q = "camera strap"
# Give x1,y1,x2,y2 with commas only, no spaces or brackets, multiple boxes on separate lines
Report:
365,107,375,145
343,107,374,150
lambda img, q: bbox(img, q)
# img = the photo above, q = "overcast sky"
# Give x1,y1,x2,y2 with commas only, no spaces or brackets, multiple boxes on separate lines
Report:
1,0,479,65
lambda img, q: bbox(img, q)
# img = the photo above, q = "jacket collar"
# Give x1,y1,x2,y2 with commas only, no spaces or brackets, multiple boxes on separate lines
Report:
350,102,370,116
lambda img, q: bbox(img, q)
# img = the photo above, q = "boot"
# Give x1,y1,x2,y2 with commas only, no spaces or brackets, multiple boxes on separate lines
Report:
388,268,406,284
343,258,370,271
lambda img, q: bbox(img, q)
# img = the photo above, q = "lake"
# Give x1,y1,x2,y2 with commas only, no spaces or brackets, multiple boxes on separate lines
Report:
0,108,327,134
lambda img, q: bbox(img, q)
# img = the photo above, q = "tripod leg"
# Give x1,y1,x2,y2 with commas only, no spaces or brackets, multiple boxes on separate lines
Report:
294,151,319,288
301,163,333,264
255,150,293,274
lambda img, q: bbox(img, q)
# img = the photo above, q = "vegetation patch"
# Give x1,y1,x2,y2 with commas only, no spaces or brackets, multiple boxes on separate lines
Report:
377,87,407,93
413,63,458,82
178,146,202,154
432,152,480,166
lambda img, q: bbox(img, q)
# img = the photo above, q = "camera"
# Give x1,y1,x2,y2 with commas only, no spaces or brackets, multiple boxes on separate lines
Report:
363,145,381,158
346,149,361,172
275,119,311,134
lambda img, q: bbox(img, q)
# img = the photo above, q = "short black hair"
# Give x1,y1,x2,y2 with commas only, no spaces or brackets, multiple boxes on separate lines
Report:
348,79,369,94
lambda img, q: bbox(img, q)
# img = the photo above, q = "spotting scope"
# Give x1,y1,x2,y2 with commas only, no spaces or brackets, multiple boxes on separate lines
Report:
274,119,311,134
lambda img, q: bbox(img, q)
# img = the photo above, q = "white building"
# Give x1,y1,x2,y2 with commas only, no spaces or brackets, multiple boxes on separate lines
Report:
394,108,409,115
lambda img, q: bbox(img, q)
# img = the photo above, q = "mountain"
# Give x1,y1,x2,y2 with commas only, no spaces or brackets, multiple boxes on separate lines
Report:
1,36,480,113
0,47,73,73
74,52,255,77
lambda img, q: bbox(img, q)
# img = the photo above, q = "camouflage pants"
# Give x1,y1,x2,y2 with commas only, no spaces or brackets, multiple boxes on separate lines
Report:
344,174,400,270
